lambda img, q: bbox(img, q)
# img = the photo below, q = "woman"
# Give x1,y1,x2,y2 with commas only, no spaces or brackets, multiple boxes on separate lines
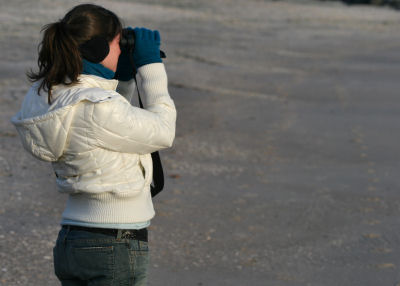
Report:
11,4,176,285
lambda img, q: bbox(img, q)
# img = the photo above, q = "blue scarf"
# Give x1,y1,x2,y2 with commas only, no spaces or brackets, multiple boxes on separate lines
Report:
82,59,115,79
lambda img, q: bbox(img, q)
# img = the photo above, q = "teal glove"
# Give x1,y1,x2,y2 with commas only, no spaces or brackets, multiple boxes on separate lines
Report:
114,27,162,81
133,27,162,68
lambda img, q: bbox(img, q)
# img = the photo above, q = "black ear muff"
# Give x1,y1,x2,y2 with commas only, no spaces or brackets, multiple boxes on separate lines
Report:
79,36,110,63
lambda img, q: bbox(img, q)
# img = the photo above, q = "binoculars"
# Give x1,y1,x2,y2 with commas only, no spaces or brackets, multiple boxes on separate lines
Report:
120,28,166,58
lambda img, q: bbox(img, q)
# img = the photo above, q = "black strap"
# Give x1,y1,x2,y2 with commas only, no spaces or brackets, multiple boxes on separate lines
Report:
133,73,165,197
128,48,165,198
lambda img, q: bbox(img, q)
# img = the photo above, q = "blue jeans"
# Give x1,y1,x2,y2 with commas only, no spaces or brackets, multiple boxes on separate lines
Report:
53,226,149,286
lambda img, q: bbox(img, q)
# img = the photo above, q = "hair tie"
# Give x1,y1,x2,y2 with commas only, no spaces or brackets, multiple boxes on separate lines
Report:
57,20,67,30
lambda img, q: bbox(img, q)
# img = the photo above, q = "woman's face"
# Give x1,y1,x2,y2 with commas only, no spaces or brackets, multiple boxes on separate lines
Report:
101,33,121,72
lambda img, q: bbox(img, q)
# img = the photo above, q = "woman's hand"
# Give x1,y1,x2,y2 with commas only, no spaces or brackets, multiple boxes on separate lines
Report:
132,27,162,68
114,27,162,81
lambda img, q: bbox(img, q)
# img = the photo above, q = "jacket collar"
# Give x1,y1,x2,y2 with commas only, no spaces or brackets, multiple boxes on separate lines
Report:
72,74,119,91
50,74,119,97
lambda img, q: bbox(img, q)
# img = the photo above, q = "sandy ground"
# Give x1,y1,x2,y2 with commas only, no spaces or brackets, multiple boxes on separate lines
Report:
1,0,400,285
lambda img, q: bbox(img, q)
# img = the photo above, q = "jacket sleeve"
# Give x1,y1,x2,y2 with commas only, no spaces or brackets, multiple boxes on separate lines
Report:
89,63,176,155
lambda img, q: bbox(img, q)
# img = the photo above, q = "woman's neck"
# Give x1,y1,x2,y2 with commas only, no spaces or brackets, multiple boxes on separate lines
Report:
82,59,115,79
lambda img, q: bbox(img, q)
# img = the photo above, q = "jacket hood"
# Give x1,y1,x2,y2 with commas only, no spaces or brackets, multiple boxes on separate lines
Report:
11,75,119,162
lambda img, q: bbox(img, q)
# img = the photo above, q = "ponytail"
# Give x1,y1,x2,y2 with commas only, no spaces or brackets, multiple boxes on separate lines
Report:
28,21,82,104
27,4,122,104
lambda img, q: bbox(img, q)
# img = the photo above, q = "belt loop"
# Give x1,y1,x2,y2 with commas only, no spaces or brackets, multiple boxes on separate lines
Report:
63,225,70,245
117,229,123,240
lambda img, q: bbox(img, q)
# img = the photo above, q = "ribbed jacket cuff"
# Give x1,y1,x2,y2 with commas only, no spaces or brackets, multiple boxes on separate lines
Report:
61,189,155,224
137,63,169,106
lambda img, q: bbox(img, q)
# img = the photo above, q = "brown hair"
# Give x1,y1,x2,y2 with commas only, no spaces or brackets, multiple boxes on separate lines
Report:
27,4,122,104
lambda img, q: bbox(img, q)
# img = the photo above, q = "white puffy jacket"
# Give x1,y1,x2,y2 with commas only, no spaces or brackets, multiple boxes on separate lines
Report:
11,63,176,224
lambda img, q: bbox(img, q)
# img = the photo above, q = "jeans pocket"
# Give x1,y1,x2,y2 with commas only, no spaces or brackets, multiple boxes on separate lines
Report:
127,243,149,285
70,245,115,281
